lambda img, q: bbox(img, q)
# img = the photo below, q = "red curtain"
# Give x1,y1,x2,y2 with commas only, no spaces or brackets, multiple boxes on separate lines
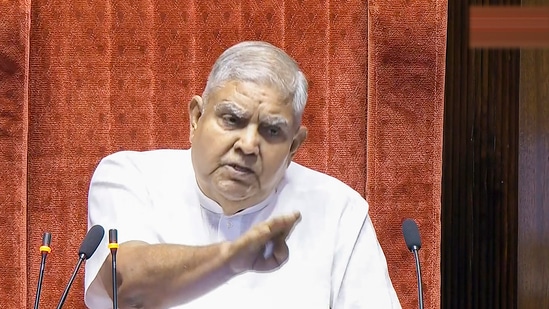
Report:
0,1,447,308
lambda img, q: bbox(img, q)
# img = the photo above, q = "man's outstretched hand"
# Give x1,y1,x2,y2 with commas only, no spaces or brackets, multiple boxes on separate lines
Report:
225,211,301,274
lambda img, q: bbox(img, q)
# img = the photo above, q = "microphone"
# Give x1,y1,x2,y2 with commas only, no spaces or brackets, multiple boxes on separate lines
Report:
33,232,51,309
402,218,424,309
56,225,105,309
108,229,119,309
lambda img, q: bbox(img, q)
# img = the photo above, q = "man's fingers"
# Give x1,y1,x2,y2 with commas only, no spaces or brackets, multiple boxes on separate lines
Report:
254,236,290,271
254,213,299,270
266,211,301,234
247,211,301,244
231,211,301,272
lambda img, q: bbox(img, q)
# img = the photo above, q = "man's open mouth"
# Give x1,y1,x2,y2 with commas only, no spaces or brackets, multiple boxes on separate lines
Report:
227,164,254,174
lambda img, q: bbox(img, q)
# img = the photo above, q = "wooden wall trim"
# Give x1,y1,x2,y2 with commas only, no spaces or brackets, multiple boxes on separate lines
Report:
518,48,549,309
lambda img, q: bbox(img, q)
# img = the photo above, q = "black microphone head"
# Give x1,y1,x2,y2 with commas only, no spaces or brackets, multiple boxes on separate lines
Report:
42,232,52,246
402,218,422,251
109,229,118,244
78,225,105,259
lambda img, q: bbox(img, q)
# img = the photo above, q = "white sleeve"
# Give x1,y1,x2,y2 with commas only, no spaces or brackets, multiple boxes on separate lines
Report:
84,151,160,309
331,195,402,309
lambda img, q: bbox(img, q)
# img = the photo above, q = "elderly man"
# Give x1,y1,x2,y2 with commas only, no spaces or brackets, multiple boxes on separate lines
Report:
84,41,401,309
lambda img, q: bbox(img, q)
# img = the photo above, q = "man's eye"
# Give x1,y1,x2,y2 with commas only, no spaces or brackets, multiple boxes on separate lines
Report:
268,127,280,136
260,126,282,138
222,115,238,125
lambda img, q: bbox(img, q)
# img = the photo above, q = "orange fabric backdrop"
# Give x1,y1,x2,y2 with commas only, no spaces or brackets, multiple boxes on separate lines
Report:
0,1,447,308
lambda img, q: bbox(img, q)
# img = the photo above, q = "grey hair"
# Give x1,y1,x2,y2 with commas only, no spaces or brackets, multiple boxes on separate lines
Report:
202,41,308,122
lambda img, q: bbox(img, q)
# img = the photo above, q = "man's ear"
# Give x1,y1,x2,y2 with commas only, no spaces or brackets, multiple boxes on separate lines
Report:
188,95,204,143
289,126,308,160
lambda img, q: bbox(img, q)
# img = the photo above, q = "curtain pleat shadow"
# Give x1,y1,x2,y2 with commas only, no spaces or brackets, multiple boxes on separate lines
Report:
0,1,30,308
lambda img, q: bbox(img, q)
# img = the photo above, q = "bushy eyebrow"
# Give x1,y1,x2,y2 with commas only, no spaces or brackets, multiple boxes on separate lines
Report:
214,101,250,119
260,115,289,128
214,101,291,129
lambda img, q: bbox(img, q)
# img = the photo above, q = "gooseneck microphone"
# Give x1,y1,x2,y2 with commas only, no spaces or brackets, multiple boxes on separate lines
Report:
402,218,424,309
56,225,105,309
108,229,119,309
34,232,52,309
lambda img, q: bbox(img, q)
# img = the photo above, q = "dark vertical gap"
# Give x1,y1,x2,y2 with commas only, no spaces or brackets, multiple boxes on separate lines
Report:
459,0,468,305
490,47,500,308
509,46,519,309
466,1,476,307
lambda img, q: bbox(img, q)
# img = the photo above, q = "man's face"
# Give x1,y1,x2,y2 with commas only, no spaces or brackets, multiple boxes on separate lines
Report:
189,80,307,214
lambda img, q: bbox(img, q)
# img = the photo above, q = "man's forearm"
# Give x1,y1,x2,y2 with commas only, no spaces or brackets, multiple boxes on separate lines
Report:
99,240,234,309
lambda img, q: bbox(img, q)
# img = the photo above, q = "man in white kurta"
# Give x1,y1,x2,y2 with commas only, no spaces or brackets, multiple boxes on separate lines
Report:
85,149,401,308
84,40,401,309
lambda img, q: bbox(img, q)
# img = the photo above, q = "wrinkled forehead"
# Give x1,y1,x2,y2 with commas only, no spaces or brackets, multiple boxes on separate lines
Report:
207,80,298,126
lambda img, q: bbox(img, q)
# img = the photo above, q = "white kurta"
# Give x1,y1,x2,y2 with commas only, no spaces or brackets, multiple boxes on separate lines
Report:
84,149,401,309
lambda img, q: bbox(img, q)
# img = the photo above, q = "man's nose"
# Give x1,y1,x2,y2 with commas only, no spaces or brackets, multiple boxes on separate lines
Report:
235,126,260,155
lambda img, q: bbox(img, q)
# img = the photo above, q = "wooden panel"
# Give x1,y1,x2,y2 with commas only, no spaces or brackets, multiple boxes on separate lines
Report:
517,0,549,304
442,0,519,308
518,47,549,309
